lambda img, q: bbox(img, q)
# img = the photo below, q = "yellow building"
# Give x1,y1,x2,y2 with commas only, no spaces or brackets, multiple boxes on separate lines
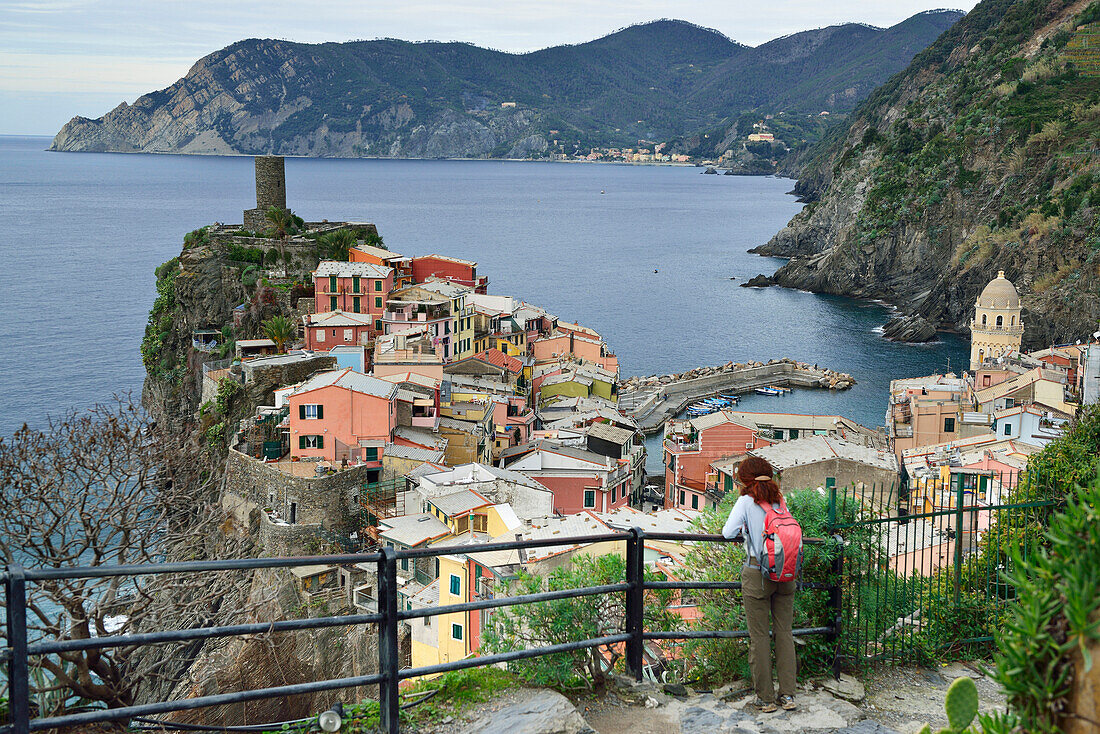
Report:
407,504,524,675
970,271,1023,370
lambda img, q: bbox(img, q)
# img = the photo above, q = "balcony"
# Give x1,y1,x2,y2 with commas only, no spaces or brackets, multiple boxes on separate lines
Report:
970,321,1024,335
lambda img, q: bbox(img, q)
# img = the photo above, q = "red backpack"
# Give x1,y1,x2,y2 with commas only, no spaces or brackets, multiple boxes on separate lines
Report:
758,499,803,583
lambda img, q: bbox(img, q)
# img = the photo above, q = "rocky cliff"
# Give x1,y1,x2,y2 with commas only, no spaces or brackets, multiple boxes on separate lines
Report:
753,0,1100,347
50,15,960,159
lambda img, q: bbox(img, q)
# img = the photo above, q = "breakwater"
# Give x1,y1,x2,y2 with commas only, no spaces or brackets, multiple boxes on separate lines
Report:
618,359,855,434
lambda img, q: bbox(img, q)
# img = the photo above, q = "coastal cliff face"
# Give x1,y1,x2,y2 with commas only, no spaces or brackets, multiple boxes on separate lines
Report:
756,0,1100,347
50,16,961,159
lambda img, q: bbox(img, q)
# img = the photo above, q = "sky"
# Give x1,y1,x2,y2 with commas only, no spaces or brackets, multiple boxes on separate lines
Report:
1,0,978,136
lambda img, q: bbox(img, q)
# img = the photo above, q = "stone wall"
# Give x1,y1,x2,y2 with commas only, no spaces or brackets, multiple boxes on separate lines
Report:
774,458,899,504
224,449,370,535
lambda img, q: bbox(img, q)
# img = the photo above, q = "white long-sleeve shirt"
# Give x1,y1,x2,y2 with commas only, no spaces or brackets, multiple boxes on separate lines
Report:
721,494,776,563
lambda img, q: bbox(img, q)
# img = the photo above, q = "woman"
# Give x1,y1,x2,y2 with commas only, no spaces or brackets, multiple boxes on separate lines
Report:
721,455,797,713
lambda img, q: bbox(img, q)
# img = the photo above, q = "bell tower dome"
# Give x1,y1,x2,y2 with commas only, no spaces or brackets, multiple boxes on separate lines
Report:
970,270,1023,370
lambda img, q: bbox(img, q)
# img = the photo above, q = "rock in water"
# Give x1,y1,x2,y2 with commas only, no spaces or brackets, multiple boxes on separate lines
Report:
456,689,590,734
881,314,937,343
703,167,718,174
740,274,775,288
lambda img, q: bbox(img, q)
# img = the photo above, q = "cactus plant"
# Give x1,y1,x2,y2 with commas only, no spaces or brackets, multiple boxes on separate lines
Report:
914,676,979,733
944,676,979,730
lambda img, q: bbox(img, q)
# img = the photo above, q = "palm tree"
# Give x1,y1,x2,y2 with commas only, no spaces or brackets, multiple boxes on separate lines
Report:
264,206,302,268
261,315,297,353
328,229,357,260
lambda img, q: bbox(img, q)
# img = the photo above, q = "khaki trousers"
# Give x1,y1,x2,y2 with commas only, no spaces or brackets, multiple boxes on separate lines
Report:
742,564,797,703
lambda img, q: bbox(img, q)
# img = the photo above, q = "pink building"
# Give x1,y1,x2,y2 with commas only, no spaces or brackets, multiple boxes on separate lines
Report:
304,311,375,351
664,412,772,511
502,440,632,514
313,261,394,333
288,368,397,465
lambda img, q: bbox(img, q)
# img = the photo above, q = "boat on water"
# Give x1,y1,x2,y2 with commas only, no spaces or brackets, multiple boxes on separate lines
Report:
719,393,740,402
755,387,783,396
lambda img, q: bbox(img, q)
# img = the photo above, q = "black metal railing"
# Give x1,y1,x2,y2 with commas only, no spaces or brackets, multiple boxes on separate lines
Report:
2,530,842,734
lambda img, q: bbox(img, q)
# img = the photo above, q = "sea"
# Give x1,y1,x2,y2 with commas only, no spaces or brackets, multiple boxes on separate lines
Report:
0,134,968,470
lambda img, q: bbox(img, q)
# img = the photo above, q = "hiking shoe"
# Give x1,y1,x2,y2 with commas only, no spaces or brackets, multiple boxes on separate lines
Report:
752,698,778,713
778,694,797,710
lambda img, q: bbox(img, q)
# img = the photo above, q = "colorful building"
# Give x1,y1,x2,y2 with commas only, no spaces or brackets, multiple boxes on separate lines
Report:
501,440,633,514
287,368,397,466
313,261,394,327
411,254,488,293
663,411,772,511
304,311,376,351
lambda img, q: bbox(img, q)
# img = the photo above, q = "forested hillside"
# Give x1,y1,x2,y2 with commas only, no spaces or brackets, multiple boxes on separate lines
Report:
756,0,1100,346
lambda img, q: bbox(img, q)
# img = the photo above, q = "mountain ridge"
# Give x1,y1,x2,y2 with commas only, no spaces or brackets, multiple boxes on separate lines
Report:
50,13,962,159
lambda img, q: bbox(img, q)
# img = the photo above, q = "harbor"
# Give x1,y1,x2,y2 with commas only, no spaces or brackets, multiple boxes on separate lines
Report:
618,358,856,434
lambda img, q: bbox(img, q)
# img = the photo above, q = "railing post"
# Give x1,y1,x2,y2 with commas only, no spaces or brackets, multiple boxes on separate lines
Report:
6,565,30,734
954,478,964,605
625,527,645,682
377,549,400,734
828,536,844,680
827,486,837,531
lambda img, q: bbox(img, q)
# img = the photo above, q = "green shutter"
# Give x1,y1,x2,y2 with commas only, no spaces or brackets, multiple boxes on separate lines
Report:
316,405,323,420
329,275,337,291
366,447,378,461
375,279,382,291
352,276,360,292
299,436,306,449
450,574,461,595
375,297,383,308
317,435,324,449
299,405,306,420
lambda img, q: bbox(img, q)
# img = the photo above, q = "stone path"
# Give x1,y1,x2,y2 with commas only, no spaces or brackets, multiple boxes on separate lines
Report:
431,663,1005,734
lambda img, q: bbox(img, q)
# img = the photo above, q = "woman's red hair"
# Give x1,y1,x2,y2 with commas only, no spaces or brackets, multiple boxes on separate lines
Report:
737,456,782,505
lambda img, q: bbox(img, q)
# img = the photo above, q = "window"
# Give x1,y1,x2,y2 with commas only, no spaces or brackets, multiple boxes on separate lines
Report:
328,275,337,292
375,296,383,309
1011,315,1016,325
365,447,379,461
981,314,987,326
983,375,990,386
343,328,353,342
944,417,956,433
352,276,360,293
1005,397,1015,408
789,428,799,439
678,491,685,506
329,295,338,311
300,404,323,420
353,296,361,313
374,279,382,291
691,494,699,510
583,490,596,508
299,435,323,449
449,574,461,596
996,315,1003,327
1004,423,1012,436
316,329,325,342
451,623,463,641
375,319,382,331
724,475,733,492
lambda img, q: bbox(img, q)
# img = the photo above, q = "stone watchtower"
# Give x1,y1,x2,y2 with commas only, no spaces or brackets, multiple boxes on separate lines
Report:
243,155,287,231
970,270,1024,370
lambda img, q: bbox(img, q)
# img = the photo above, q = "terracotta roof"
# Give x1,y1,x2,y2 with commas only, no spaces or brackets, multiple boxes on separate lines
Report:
474,348,524,374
